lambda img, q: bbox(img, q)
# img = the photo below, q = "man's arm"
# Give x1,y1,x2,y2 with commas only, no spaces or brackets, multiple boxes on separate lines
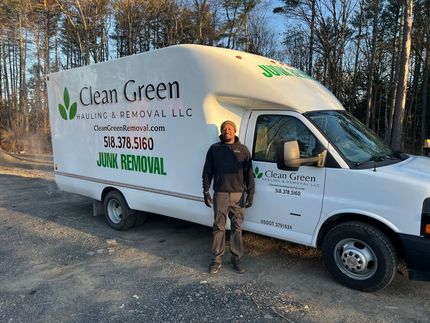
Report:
243,147,255,207
202,147,214,193
202,147,214,207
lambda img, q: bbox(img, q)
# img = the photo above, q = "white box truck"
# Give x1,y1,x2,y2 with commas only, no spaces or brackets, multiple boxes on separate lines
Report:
47,44,430,291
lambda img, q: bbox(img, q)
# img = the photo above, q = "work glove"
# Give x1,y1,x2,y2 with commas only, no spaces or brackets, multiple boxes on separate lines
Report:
204,192,212,208
245,195,253,208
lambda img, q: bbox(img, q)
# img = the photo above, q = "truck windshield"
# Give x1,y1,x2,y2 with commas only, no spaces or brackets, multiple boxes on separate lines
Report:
306,110,403,168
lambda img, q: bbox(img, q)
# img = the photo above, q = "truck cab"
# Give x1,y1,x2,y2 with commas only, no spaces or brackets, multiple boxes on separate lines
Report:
240,107,430,291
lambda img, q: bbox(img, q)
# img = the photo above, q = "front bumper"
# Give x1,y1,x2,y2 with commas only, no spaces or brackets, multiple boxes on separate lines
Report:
399,233,430,281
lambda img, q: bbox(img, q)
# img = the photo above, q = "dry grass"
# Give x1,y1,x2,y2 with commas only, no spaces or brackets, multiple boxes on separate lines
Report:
243,232,320,258
0,166,53,179
1,130,52,154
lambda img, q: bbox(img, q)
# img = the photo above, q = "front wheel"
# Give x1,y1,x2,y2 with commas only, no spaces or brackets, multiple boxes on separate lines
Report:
322,221,397,292
103,191,137,230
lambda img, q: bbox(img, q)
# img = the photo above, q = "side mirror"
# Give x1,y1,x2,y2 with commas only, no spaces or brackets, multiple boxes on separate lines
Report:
280,140,327,169
283,141,301,168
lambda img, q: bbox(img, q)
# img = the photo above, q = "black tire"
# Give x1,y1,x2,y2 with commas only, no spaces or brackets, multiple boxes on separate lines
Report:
135,211,149,227
103,191,137,230
322,221,397,292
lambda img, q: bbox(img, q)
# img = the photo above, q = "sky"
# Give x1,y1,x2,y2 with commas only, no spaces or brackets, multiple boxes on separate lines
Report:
266,1,288,40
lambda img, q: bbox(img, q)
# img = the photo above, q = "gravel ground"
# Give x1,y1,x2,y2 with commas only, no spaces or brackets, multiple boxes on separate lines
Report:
0,153,429,322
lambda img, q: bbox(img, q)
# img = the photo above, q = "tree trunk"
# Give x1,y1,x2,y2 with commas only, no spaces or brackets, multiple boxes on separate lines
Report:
54,22,59,71
350,0,364,113
2,38,11,129
421,42,429,145
404,50,421,150
308,0,316,76
391,0,413,151
0,35,2,104
335,0,349,100
384,4,401,142
43,2,51,134
18,6,29,144
366,0,379,129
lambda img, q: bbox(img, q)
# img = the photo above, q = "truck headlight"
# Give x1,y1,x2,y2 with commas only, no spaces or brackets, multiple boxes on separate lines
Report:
421,198,430,236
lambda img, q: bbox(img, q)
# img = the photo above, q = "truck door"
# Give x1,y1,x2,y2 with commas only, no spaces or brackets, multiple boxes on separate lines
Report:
243,111,327,245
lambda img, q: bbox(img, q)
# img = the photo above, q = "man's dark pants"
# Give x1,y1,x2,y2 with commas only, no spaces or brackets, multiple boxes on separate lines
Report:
211,192,244,263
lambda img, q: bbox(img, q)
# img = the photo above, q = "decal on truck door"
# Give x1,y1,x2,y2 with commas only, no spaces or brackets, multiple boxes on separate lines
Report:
246,113,326,239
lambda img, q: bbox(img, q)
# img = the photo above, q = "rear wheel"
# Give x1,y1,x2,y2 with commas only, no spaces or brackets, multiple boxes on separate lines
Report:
322,221,397,292
104,191,137,230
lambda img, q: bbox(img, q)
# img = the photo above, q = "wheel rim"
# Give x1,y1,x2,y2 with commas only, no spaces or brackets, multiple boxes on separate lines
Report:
333,238,378,280
107,199,123,224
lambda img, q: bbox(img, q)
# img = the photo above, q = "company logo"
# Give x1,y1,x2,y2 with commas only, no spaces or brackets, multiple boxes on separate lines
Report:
254,166,264,179
254,166,317,184
58,87,77,120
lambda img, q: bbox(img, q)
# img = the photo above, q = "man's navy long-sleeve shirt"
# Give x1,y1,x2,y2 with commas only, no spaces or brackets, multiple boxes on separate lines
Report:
202,136,255,197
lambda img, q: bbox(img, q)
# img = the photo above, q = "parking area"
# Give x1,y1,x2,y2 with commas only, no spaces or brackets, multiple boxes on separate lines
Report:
0,156,429,322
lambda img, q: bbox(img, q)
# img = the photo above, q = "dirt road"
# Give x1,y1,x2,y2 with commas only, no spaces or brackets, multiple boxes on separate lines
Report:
0,153,429,322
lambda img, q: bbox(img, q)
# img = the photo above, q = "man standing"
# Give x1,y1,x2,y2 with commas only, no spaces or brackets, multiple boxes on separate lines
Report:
202,120,255,274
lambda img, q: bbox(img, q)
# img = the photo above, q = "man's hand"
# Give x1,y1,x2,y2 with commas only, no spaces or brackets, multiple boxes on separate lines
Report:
245,195,253,208
204,192,212,208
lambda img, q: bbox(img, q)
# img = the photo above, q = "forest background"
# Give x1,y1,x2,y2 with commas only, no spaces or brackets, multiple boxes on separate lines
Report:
0,0,428,154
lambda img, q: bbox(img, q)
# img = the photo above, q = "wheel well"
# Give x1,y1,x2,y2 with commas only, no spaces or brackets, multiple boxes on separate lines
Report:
101,187,133,211
316,213,404,257
101,187,120,202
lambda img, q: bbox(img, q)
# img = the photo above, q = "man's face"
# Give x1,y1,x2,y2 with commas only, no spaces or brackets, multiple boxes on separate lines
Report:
222,124,236,143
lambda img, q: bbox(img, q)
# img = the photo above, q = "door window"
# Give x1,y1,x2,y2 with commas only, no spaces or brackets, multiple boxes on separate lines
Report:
253,115,318,162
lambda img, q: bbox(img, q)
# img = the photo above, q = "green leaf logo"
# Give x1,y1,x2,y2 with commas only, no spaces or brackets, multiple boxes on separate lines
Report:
70,102,77,120
58,87,77,120
64,87,70,109
254,167,264,179
58,104,67,120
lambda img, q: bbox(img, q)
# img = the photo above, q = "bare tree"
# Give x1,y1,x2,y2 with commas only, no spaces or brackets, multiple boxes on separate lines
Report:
365,0,380,129
391,0,413,150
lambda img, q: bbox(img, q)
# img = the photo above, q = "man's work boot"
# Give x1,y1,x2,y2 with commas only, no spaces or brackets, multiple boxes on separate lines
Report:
209,261,221,274
231,257,245,274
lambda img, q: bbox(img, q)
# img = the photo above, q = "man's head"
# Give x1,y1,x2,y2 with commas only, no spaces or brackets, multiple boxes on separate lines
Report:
220,120,236,144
